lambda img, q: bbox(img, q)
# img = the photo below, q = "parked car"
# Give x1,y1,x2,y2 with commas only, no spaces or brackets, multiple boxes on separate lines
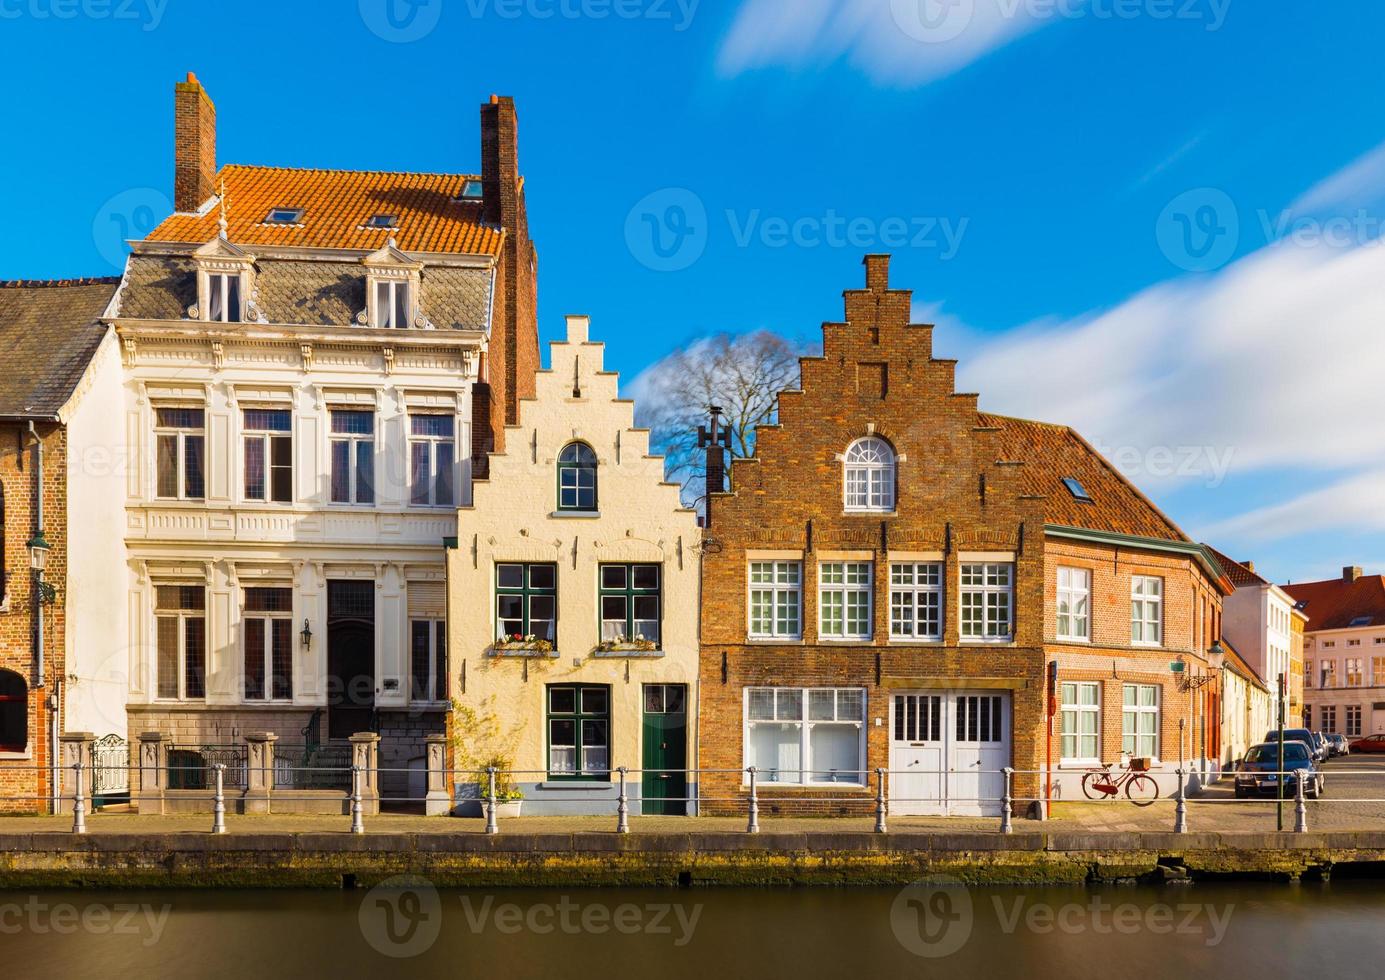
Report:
1235,741,1324,798
1326,734,1349,756
1312,732,1330,761
1262,728,1325,762
1350,733,1385,753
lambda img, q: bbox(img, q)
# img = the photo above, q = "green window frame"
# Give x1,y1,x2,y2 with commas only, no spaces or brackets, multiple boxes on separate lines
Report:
599,564,661,646
495,563,557,644
557,442,598,511
546,684,610,780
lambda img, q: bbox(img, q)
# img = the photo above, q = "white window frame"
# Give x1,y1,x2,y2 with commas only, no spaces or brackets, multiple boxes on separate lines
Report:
205,271,243,323
743,687,866,786
153,406,206,501
1320,659,1336,688
1060,681,1101,763
409,618,447,704
1130,575,1164,647
242,587,293,703
1346,658,1364,687
329,409,376,506
889,562,943,641
748,561,803,640
1321,704,1338,734
1056,566,1091,642
408,412,456,508
155,585,207,702
241,407,294,504
842,437,896,512
372,278,412,329
818,561,872,640
1121,683,1160,760
1346,704,1363,738
960,562,1014,642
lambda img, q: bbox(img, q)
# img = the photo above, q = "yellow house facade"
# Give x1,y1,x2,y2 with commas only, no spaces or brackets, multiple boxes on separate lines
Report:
446,315,700,815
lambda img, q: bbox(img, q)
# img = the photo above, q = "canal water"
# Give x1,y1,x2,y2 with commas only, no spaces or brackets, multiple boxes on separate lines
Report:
3,881,1384,977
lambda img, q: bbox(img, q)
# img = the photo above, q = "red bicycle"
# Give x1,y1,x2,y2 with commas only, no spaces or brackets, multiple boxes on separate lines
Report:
1080,759,1160,807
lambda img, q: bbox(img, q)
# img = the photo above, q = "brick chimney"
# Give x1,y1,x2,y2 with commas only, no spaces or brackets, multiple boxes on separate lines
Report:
174,72,216,214
473,95,539,477
1344,566,1364,583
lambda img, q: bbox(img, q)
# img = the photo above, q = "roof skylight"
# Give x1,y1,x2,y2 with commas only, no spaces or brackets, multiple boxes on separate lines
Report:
365,214,398,229
264,208,305,225
1062,477,1093,502
460,180,483,199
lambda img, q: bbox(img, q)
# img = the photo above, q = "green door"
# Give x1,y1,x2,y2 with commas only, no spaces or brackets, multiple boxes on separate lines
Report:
642,684,688,815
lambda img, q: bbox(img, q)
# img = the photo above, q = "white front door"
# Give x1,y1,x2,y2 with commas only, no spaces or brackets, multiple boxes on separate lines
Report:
890,691,1012,816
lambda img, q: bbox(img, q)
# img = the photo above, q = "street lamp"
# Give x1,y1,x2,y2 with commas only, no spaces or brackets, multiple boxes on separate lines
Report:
26,529,51,573
300,619,313,651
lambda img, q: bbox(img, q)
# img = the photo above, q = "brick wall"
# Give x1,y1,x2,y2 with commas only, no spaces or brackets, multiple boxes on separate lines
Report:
478,95,540,477
699,256,1223,816
0,421,67,813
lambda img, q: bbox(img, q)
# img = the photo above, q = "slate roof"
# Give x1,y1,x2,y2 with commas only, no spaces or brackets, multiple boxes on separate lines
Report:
1283,574,1385,632
117,255,491,330
146,165,502,256
978,412,1188,542
0,278,119,418
1204,547,1270,589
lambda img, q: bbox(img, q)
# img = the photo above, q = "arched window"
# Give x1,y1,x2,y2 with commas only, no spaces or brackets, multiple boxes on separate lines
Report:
0,669,27,753
843,437,896,512
557,443,598,511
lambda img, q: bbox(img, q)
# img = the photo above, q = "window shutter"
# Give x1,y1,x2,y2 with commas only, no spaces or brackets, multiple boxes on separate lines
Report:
408,581,446,620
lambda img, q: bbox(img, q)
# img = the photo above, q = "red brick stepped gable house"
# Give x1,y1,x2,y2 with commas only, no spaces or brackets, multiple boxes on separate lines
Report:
699,255,1232,818
0,278,121,813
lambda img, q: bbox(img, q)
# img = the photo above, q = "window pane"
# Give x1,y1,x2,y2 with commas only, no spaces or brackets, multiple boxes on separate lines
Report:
837,689,864,720
355,440,374,504
330,441,350,503
183,618,206,699
496,564,524,589
157,435,179,498
748,722,801,783
601,565,626,590
411,414,454,437
528,565,556,591
748,689,775,721
331,410,373,435
410,442,430,505
809,690,836,721
244,437,265,500
549,687,576,714
809,724,860,782
157,617,179,699
270,436,293,503
581,687,608,715
183,435,205,499
411,621,432,701
776,689,803,720
664,686,685,713
632,565,659,590
394,283,409,329
434,441,454,506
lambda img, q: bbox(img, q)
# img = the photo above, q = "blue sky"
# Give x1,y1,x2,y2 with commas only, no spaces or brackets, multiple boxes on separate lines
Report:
1,0,1382,584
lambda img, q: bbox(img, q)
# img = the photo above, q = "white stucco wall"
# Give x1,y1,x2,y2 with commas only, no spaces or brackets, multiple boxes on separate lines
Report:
61,329,130,739
447,315,701,814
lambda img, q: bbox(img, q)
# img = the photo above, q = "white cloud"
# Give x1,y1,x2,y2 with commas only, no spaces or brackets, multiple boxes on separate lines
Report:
717,0,1065,87
955,238,1385,488
1200,470,1385,542
1292,139,1385,214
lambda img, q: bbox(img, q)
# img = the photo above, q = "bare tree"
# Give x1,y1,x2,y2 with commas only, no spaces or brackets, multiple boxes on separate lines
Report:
631,331,810,507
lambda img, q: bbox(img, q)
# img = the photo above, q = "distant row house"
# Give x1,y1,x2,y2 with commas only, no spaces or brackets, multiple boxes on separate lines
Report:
1287,567,1385,740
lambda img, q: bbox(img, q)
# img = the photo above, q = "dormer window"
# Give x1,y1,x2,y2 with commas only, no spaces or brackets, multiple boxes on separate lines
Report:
374,280,411,329
207,273,242,323
264,208,304,225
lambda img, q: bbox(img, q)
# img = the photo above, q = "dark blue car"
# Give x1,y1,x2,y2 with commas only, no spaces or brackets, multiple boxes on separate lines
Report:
1235,741,1324,798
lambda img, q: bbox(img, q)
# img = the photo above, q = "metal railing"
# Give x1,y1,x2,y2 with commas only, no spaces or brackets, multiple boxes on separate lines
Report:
273,742,353,791
1,758,1380,838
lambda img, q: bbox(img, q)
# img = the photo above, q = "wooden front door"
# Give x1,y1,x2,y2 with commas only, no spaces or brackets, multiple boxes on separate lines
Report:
327,580,375,741
641,684,688,815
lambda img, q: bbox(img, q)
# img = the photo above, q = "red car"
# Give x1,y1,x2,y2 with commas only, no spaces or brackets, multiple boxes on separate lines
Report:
1349,733,1385,753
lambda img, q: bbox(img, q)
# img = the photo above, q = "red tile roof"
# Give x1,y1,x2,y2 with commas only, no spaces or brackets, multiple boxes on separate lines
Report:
979,413,1188,542
1282,574,1385,632
146,165,503,255
1205,546,1270,589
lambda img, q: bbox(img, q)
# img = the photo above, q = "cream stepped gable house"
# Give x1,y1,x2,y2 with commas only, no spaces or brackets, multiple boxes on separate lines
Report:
91,74,539,798
1286,567,1385,740
447,315,699,816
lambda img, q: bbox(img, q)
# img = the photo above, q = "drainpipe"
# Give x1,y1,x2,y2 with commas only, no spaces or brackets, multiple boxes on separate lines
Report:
48,679,59,815
28,421,43,690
